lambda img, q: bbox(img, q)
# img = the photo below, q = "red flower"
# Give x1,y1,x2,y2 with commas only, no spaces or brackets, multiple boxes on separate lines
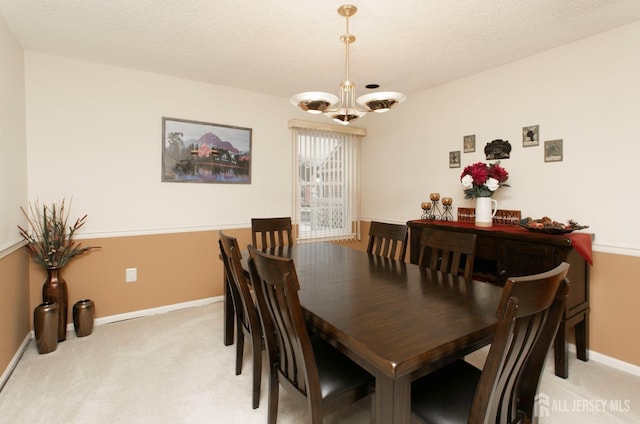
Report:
488,164,509,183
460,161,510,199
461,162,489,185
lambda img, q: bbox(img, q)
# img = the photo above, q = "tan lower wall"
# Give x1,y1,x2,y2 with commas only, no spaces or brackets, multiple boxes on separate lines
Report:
589,251,640,366
0,248,30,378
27,229,253,321
22,225,369,325
3,222,639,380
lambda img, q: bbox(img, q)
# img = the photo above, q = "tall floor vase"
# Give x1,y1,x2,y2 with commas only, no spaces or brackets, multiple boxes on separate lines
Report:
42,267,68,342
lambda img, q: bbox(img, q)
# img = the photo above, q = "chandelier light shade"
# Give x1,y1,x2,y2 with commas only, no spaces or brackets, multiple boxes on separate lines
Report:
290,4,406,125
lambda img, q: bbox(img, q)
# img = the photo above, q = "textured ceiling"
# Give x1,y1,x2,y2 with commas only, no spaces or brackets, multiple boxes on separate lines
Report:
2,0,640,99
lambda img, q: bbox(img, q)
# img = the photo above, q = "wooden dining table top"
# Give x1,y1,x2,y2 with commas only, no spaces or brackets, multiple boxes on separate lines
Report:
240,242,503,424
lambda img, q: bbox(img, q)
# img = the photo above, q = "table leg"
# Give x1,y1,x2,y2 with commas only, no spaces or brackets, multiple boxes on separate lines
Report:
223,269,234,346
554,310,590,378
575,313,589,362
374,373,411,424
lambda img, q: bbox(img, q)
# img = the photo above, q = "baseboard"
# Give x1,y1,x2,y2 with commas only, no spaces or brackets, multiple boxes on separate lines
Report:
47,296,224,336
90,296,223,327
0,333,32,392
567,343,640,377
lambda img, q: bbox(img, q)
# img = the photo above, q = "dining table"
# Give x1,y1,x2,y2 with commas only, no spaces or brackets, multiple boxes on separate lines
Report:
230,242,504,424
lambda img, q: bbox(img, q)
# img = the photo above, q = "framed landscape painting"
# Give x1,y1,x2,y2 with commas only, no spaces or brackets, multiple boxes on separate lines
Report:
162,117,252,184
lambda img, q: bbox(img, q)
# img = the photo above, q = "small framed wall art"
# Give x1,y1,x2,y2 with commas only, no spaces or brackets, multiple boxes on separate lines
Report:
522,125,539,147
463,135,476,153
162,117,252,184
449,150,461,168
544,139,563,162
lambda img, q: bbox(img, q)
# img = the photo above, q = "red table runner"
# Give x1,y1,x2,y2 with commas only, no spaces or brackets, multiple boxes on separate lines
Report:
416,220,593,265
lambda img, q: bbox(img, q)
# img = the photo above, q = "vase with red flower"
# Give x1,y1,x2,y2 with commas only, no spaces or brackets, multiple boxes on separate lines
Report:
460,161,510,227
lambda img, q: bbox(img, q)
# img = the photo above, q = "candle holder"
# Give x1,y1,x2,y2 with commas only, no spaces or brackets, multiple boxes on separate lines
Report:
441,197,454,221
421,202,432,220
427,193,442,220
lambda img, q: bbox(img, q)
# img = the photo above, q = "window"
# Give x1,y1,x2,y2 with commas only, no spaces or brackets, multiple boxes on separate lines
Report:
289,120,363,242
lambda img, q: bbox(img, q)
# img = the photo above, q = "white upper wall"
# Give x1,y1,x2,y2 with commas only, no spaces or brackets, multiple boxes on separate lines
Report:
0,16,27,253
361,21,640,255
23,53,315,236
15,20,640,255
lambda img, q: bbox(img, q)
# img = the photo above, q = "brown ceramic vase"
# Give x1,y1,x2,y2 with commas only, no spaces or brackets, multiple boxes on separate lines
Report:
42,268,68,342
34,302,59,354
73,299,95,337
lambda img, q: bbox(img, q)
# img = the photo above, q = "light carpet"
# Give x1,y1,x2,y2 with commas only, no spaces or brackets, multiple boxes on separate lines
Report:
0,302,638,423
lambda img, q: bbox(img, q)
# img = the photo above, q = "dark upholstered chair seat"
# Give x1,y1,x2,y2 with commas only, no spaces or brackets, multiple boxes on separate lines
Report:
411,360,480,423
311,335,374,401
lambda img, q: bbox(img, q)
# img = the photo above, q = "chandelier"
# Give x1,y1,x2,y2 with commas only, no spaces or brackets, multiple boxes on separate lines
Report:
290,4,406,125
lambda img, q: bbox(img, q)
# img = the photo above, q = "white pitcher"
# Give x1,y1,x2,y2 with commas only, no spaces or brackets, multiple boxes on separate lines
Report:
475,197,498,227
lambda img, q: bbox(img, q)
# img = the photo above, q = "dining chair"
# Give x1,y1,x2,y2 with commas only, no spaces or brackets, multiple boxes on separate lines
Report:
218,231,263,409
366,221,408,261
251,217,293,249
411,262,571,424
247,245,375,424
417,227,477,279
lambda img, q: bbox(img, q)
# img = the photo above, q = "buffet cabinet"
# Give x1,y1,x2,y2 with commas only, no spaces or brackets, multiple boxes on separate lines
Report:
407,219,591,378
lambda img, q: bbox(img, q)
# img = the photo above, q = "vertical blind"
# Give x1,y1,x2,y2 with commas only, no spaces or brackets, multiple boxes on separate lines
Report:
290,123,362,242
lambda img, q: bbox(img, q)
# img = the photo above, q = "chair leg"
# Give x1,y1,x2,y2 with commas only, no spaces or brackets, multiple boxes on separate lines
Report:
267,365,279,424
553,322,568,379
251,334,262,409
235,324,244,376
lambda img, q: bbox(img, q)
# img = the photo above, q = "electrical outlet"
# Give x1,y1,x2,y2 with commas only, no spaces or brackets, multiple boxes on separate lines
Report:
126,268,137,283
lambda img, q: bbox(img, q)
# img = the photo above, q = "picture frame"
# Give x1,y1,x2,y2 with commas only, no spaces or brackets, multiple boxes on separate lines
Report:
523,125,539,147
463,134,476,153
162,117,252,184
449,150,461,168
544,139,563,162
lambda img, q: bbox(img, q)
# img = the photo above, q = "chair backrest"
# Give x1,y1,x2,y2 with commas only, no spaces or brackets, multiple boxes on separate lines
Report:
219,231,261,339
251,217,293,249
247,245,322,402
469,262,570,423
417,227,477,279
367,221,408,261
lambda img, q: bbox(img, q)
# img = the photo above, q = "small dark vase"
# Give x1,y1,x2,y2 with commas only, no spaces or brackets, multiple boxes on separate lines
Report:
34,302,59,354
73,299,95,337
42,267,68,342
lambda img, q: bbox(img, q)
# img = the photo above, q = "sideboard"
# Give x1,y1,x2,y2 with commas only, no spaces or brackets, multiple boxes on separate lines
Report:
407,219,592,378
